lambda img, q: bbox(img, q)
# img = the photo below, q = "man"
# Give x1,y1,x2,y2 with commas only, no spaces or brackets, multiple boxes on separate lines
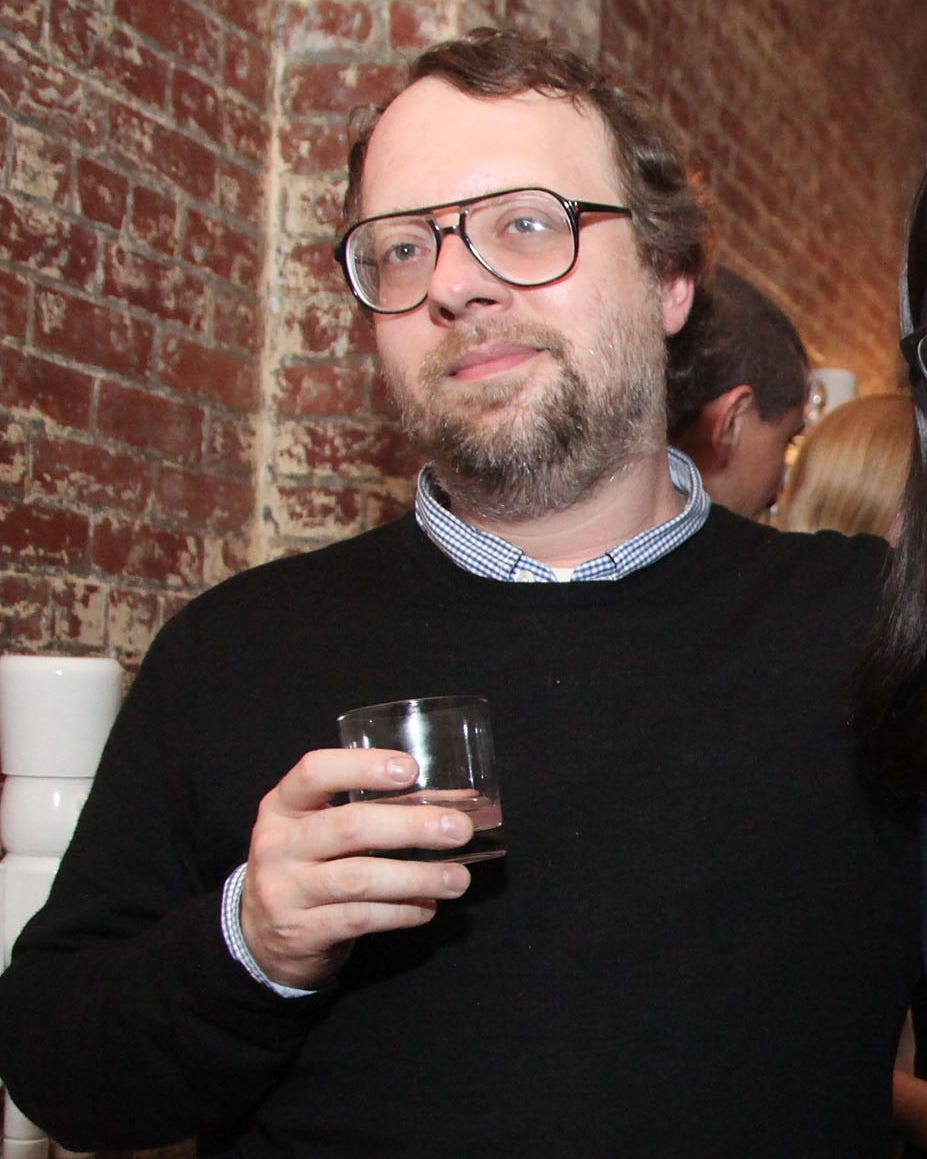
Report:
666,266,810,519
0,27,918,1159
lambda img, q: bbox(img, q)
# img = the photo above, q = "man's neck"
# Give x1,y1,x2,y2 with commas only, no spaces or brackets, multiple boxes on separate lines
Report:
451,450,684,570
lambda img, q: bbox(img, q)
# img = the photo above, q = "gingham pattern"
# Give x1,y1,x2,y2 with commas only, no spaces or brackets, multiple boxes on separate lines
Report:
415,447,710,582
223,863,313,997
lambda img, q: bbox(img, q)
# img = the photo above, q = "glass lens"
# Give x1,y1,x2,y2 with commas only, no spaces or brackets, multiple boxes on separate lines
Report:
467,190,575,286
347,215,437,312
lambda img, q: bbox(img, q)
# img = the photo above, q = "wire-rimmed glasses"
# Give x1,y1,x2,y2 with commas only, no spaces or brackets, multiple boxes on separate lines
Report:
901,324,927,381
334,187,633,315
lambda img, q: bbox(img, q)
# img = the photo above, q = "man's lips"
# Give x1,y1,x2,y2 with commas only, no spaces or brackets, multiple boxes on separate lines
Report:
447,342,544,381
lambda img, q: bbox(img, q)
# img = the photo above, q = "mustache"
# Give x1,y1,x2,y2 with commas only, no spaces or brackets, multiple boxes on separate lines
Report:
418,321,571,387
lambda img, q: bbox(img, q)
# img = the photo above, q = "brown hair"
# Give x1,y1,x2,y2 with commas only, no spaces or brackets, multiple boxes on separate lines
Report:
776,394,914,540
341,27,714,289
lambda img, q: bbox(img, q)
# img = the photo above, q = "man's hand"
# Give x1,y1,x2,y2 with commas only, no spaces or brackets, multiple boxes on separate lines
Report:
239,749,473,989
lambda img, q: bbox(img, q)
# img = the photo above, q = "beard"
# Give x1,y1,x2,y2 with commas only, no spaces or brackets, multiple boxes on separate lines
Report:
382,295,668,522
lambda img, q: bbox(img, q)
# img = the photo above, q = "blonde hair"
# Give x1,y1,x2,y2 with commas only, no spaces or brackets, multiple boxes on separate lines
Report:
777,393,914,540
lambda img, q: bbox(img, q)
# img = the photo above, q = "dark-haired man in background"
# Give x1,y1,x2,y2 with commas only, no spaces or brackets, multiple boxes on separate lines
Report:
667,266,809,519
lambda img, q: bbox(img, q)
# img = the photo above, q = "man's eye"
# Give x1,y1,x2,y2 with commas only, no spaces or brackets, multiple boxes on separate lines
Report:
384,241,423,264
505,214,550,235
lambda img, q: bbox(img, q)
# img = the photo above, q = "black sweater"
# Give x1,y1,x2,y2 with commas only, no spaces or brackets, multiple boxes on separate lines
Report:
0,507,919,1157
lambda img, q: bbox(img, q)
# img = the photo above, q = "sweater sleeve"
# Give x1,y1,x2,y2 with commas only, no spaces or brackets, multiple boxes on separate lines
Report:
0,611,330,1152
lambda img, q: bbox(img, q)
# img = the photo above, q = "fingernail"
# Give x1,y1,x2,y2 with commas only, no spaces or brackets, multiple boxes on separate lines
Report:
440,811,469,839
442,866,470,895
386,757,414,783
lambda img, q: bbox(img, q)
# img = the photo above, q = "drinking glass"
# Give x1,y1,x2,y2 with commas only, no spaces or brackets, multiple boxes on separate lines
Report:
337,695,505,864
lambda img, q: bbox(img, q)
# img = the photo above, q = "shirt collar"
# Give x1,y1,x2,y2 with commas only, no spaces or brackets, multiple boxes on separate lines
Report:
414,447,710,583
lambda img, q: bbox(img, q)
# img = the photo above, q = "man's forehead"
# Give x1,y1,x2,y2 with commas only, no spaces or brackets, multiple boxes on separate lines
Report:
361,78,617,217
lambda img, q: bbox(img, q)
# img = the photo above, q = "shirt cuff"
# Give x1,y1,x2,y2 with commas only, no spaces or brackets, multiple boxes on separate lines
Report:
221,863,317,999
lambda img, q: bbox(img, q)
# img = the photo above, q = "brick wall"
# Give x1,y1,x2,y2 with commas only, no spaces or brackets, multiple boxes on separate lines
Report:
0,0,271,671
2,0,927,675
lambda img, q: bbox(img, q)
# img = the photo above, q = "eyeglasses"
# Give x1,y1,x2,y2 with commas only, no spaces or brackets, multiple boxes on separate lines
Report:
901,324,927,380
334,187,633,315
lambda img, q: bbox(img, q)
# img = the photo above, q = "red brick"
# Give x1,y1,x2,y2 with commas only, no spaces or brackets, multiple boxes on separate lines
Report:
0,195,98,289
205,412,256,471
76,157,130,231
274,481,361,537
0,348,94,428
158,334,259,410
10,123,70,206
388,1,462,50
215,157,263,226
0,417,28,489
98,380,205,461
51,3,170,110
0,267,28,340
93,516,202,586
2,0,43,41
106,585,159,655
0,572,50,647
291,299,375,357
130,185,177,254
224,33,271,106
155,464,254,532
280,418,419,479
213,288,263,354
0,502,90,566
184,209,262,287
365,480,416,528
33,436,151,513
209,0,271,38
114,0,219,72
0,36,106,141
276,362,367,417
173,69,222,145
223,98,268,166
278,117,348,175
285,2,374,51
35,287,154,378
283,240,345,294
110,104,217,203
102,243,208,331
49,578,107,648
284,61,404,116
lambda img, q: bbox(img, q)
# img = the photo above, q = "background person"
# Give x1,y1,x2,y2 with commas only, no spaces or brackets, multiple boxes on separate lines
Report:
0,28,918,1159
855,164,927,1159
666,265,809,519
777,392,914,542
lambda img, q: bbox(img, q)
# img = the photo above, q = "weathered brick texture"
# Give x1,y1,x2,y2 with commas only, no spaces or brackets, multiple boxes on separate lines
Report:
1,0,927,686
0,0,270,672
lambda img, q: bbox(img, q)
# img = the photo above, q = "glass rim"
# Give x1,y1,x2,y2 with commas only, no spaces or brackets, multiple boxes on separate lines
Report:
337,694,490,724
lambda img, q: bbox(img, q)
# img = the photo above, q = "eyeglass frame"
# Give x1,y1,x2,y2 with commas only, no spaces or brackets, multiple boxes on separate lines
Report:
333,186,634,315
901,324,927,381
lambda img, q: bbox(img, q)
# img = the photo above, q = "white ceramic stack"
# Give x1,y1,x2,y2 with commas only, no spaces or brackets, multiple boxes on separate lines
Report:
0,654,122,1159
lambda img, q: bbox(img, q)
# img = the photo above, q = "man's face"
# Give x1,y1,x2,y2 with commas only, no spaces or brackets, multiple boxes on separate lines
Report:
359,79,692,520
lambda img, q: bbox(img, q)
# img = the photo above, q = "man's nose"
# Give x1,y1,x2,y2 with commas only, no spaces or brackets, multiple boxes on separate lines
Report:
425,230,511,321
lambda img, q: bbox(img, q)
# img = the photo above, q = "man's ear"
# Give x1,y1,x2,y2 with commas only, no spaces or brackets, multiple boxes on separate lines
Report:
699,385,755,468
660,275,695,335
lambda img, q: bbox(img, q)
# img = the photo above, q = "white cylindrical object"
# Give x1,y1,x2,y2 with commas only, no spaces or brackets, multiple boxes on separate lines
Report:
0,777,93,857
810,367,858,413
0,655,122,778
0,854,61,966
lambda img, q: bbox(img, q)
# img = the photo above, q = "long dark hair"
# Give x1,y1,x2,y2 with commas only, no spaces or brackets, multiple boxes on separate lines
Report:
855,167,927,804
